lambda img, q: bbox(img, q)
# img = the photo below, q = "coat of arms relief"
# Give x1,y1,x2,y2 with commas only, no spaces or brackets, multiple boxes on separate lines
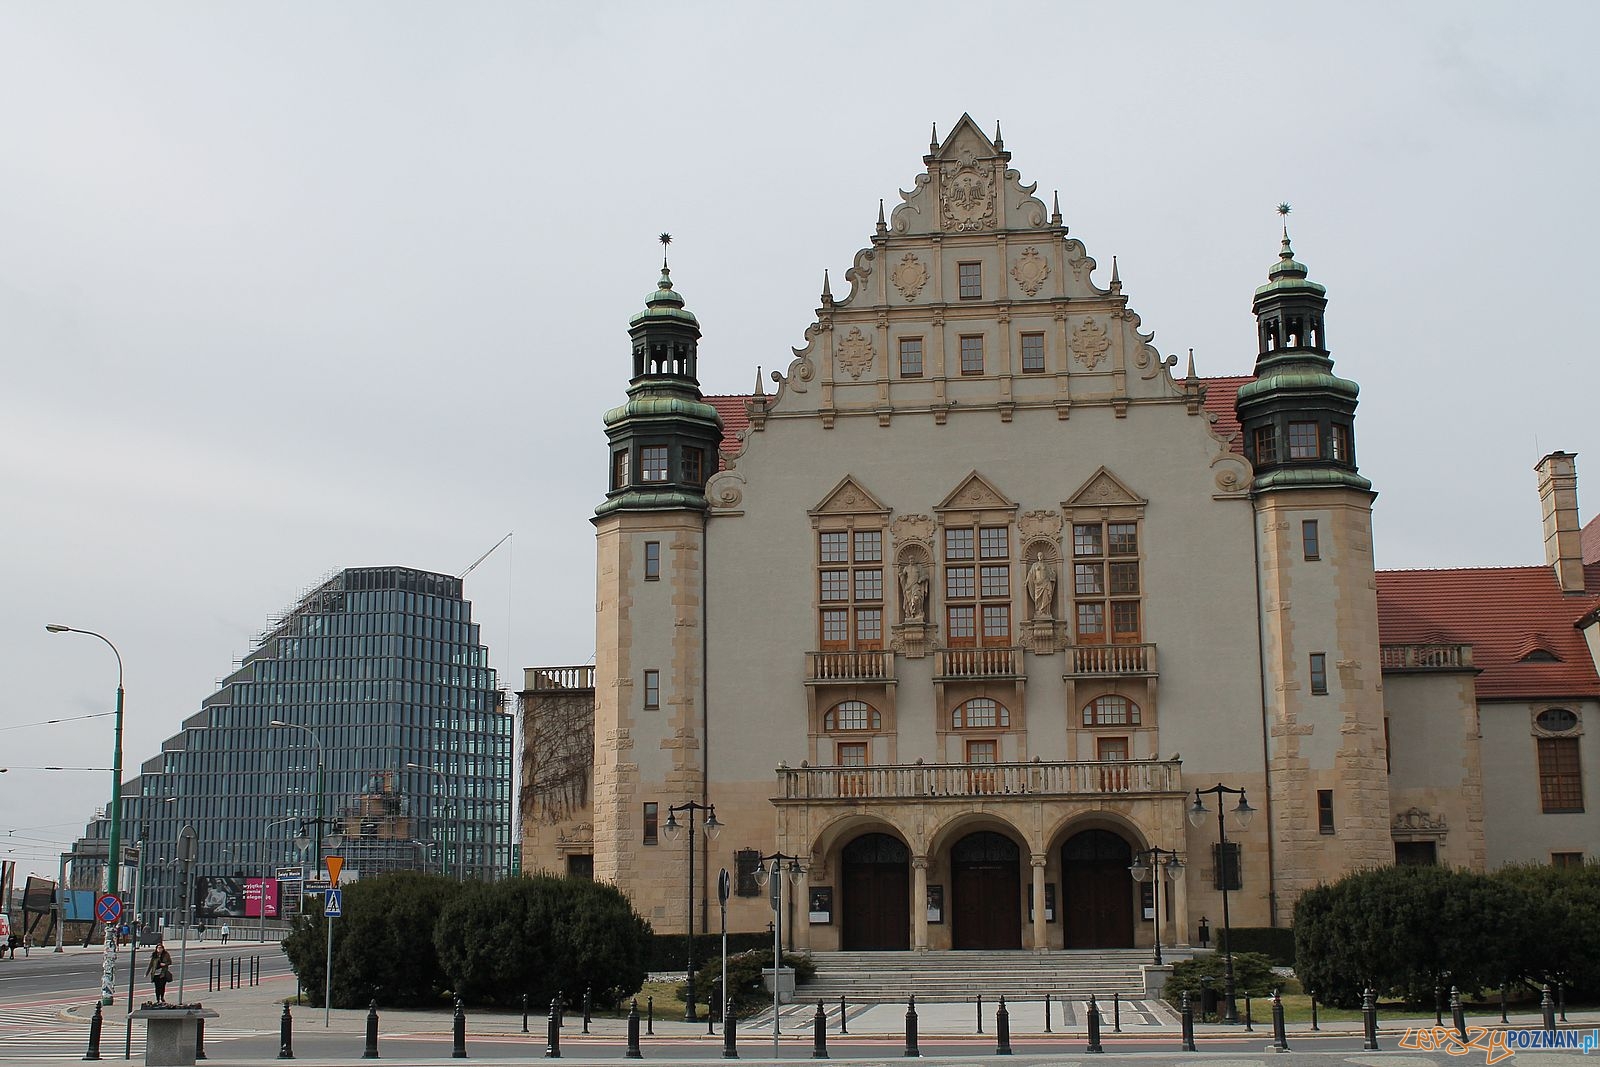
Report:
835,327,876,380
940,152,995,232
891,253,928,302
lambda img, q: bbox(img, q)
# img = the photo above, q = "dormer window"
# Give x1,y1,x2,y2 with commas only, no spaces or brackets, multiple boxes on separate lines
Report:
1522,649,1561,663
1253,426,1279,465
612,450,631,489
1288,422,1320,460
682,447,705,486
641,446,669,482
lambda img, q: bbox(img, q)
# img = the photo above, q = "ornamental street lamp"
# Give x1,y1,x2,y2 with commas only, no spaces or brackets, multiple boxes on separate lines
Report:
1189,783,1256,1024
45,623,124,1005
1128,846,1183,966
664,801,722,1022
754,853,803,1057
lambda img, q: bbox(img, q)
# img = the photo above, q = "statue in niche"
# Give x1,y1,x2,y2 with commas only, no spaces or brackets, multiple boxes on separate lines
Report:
900,561,929,623
1027,553,1056,620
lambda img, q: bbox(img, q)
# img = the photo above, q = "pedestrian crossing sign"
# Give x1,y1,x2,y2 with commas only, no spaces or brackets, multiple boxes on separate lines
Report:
324,888,343,918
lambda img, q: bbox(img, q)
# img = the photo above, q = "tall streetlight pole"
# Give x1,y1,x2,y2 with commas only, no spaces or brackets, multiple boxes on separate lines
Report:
1128,846,1183,966
271,721,326,872
664,801,722,1022
46,623,124,1006
755,853,803,1056
1189,783,1255,1024
406,763,465,881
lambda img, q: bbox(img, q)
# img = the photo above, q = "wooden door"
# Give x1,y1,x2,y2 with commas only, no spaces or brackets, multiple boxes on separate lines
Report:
840,834,910,950
1061,830,1134,949
950,832,1022,949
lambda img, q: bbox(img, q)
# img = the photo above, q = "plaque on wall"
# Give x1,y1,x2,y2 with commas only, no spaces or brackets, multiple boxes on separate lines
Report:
1028,883,1058,923
809,887,833,925
1141,881,1155,920
926,885,944,924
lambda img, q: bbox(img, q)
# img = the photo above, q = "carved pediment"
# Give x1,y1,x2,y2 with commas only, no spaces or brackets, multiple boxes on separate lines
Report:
809,475,890,519
1064,467,1146,509
930,112,1006,164
935,471,1017,514
1391,807,1446,833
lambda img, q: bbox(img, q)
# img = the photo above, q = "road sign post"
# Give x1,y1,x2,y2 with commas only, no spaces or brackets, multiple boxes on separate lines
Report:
323,856,343,1027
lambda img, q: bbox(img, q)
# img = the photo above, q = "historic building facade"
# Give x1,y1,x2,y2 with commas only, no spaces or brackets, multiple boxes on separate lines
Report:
522,117,1600,953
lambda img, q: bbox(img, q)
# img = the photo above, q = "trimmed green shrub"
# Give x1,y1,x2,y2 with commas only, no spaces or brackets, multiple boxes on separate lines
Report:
692,949,817,1013
1165,951,1279,1001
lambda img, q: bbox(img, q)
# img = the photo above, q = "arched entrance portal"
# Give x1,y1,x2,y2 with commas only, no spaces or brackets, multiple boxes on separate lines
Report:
951,831,1022,950
840,833,910,950
1061,829,1134,949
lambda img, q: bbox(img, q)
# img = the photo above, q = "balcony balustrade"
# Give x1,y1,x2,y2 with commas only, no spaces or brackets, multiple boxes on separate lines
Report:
1065,643,1157,677
1378,644,1475,671
806,649,896,684
935,646,1023,679
777,758,1183,802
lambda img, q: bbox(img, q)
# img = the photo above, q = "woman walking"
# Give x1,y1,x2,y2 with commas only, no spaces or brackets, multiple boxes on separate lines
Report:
146,942,173,1004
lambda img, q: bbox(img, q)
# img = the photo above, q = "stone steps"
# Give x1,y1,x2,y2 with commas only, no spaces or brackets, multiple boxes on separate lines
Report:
800,949,1188,1003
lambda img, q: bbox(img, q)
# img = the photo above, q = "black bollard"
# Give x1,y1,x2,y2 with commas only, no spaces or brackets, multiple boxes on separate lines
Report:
1180,991,1196,1053
523,993,529,1034
279,1003,295,1060
1113,991,1121,1033
995,994,1012,1056
1559,981,1568,1023
1450,985,1466,1042
1500,984,1509,1024
545,997,561,1059
583,985,592,1034
196,1017,208,1061
1542,985,1556,1031
363,1000,380,1059
839,995,848,1035
452,996,466,1059
1086,994,1103,1054
1044,991,1052,1034
708,979,720,1034
903,995,920,1058
1244,995,1253,1032
722,998,738,1059
1434,983,1443,1026
1271,988,1288,1052
1361,987,1379,1051
976,993,983,1034
1310,991,1319,1031
83,1002,103,1061
812,999,828,1059
626,999,642,1060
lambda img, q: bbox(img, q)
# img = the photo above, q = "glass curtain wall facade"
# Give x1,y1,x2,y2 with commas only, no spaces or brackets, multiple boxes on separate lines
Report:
101,567,511,931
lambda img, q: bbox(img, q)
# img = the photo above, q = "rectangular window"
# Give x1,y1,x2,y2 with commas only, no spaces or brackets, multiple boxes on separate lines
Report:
854,569,883,601
1020,332,1045,373
1395,841,1437,866
958,261,982,299
1109,561,1140,595
1301,520,1320,560
1073,524,1103,557
1317,789,1335,834
820,532,848,563
947,605,976,642
1213,842,1243,890
982,604,1010,641
960,335,985,375
855,609,882,645
837,741,867,767
1310,653,1328,695
967,739,998,763
682,447,705,486
1539,737,1584,813
1552,851,1585,868
945,566,975,599
979,527,1009,559
1075,563,1104,596
821,570,849,601
643,802,658,845
644,541,661,580
640,445,669,482
612,450,631,489
947,523,1010,647
735,849,761,896
979,565,1010,598
899,337,924,378
1288,421,1320,459
945,528,975,561
818,527,884,651
643,669,660,709
1330,423,1351,463
1097,736,1129,761
821,610,849,645
1253,426,1279,465
854,530,882,562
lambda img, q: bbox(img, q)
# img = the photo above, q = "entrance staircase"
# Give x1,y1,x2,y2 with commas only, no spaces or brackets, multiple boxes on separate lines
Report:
802,949,1191,1004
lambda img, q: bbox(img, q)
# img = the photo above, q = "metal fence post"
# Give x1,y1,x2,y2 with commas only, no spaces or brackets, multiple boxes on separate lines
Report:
1243,994,1253,1032
839,996,848,1035
583,985,592,1035
976,993,983,1034
995,994,1012,1056
1113,991,1121,1033
1310,991,1319,1031
647,995,654,1036
1500,984,1509,1025
522,993,529,1034
1044,992,1052,1034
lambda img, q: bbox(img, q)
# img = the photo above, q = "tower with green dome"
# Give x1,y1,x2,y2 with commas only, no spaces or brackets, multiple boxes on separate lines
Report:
1239,222,1394,903
589,240,722,892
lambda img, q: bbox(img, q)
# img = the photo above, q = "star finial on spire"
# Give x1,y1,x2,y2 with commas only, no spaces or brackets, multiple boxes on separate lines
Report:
659,232,673,270
1276,202,1293,240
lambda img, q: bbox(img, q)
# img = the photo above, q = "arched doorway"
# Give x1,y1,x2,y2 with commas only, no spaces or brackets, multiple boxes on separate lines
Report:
1061,829,1134,949
840,833,910,950
951,831,1022,949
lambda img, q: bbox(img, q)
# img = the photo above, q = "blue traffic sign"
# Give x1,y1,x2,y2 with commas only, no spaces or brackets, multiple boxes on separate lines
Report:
324,888,343,918
96,894,122,925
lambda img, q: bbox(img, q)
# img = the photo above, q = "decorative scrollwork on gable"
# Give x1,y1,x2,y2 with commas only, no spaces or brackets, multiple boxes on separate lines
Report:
1010,247,1051,296
835,327,876,380
891,253,929,302
1070,318,1112,370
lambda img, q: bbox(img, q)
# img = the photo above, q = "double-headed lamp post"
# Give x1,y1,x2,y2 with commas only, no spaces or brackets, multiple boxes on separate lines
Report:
1128,846,1183,966
1188,783,1255,1024
46,623,124,1006
664,801,722,1022
754,853,803,1056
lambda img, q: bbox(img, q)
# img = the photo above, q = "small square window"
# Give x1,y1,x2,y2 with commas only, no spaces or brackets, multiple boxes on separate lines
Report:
899,338,924,378
1330,423,1352,463
837,741,867,767
643,802,658,845
958,262,982,299
854,530,882,563
1552,851,1585,868
960,335,985,375
1301,520,1320,561
1310,653,1328,695
612,450,631,489
820,532,848,563
945,528,975,561
1317,789,1335,834
641,445,669,482
644,541,661,581
643,669,660,709
1021,333,1045,373
1288,422,1319,460
1253,426,1279,465
682,447,705,486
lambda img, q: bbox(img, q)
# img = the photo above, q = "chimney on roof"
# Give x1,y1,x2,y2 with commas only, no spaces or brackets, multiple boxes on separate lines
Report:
1536,451,1586,594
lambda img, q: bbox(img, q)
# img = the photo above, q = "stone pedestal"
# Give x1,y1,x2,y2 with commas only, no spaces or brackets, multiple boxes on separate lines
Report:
129,1007,219,1067
761,966,796,1004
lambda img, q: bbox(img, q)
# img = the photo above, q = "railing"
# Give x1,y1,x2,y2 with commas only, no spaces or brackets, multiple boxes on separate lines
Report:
528,665,596,691
935,647,1022,679
806,650,895,683
1066,643,1157,676
1378,644,1474,671
777,759,1183,801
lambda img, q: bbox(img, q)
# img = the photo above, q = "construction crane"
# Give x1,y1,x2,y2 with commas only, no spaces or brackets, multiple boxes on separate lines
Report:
459,532,513,580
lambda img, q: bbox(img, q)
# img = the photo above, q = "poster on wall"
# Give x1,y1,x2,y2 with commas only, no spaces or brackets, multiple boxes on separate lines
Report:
1141,881,1155,920
1027,883,1057,923
243,878,279,918
926,885,944,924
808,887,832,924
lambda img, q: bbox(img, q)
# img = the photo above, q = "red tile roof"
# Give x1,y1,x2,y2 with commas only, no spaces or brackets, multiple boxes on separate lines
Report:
1376,564,1600,700
1584,514,1600,565
707,394,751,456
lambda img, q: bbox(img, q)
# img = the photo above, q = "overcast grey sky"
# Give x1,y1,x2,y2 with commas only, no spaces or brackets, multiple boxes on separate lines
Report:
3,3,1595,878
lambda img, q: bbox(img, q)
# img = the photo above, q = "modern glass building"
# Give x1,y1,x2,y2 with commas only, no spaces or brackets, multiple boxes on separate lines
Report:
98,566,512,931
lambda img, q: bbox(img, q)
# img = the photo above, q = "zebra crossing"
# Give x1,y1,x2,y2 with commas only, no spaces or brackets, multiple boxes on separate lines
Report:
0,1005,267,1061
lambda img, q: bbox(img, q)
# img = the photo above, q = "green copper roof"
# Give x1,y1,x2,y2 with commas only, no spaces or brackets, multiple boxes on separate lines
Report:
1253,466,1373,493
594,487,710,518
603,393,722,428
1254,232,1326,298
1236,368,1359,405
629,266,700,328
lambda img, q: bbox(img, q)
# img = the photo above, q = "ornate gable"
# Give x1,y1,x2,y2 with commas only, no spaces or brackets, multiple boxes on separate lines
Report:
808,475,890,520
935,471,1017,515
1064,467,1146,509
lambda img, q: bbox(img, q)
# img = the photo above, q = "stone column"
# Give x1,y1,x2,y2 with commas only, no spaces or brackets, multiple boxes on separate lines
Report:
912,856,929,951
794,867,812,952
1031,853,1048,952
1170,865,1190,947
